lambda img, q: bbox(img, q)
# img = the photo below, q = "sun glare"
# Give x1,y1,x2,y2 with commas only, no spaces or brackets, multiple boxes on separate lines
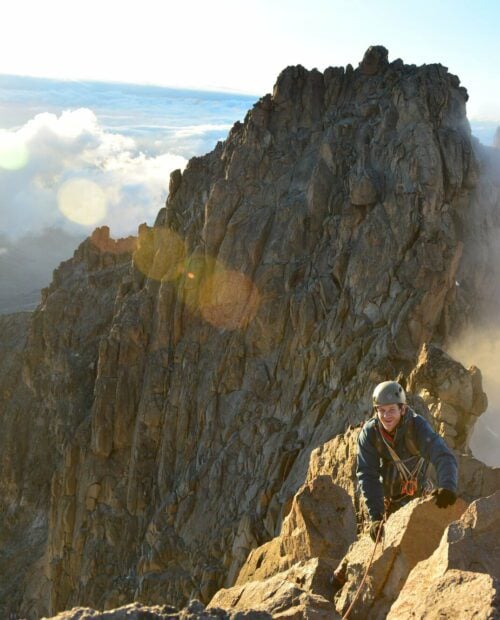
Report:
57,178,107,226
199,269,261,330
0,132,29,171
133,227,187,281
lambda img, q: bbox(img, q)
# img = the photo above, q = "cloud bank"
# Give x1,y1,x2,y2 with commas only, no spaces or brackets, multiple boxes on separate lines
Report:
0,108,188,238
448,327,500,467
0,77,257,314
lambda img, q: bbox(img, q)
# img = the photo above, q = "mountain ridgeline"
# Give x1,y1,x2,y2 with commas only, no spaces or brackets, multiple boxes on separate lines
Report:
1,47,500,618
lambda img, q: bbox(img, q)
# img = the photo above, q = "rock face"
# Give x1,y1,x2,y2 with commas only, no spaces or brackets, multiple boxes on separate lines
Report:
2,48,500,619
0,229,135,618
0,312,41,614
387,491,500,619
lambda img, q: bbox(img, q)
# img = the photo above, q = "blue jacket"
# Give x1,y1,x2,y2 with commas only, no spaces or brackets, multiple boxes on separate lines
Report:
356,409,458,521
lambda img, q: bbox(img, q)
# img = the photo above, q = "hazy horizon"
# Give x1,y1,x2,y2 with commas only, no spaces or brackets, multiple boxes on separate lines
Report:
2,1,500,118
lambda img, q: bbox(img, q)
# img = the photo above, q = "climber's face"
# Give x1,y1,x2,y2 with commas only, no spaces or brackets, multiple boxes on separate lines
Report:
376,403,404,433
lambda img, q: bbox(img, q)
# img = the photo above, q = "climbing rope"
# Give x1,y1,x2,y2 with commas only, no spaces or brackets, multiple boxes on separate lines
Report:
340,517,385,620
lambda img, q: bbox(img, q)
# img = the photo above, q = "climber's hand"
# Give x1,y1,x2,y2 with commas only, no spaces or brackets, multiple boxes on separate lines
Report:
432,488,457,508
369,520,384,542
331,570,346,594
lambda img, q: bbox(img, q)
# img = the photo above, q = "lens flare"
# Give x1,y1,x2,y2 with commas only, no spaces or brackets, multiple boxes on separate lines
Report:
132,227,260,330
133,226,187,281
199,269,261,330
179,254,221,315
0,131,29,170
57,178,107,226
183,254,216,290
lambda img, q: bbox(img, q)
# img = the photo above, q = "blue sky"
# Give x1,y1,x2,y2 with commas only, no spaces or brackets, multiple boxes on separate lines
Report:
1,0,499,121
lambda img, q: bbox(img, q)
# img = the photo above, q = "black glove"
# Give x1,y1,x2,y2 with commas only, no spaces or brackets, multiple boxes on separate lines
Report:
432,488,457,508
369,520,384,542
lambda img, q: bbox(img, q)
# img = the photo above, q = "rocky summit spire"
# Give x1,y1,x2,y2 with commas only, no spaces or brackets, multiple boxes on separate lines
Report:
358,45,389,75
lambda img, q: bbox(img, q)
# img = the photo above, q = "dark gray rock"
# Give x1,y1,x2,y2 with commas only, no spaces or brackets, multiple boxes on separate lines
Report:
358,45,389,75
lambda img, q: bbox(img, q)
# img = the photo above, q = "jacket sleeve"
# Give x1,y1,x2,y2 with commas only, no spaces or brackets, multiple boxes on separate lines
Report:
414,415,458,492
356,425,385,521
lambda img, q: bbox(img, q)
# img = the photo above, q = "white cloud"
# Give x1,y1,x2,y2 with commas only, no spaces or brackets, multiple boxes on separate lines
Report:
174,123,232,138
0,108,187,238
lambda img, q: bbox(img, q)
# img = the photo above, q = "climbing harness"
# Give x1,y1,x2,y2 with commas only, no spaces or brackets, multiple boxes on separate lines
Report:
340,517,385,620
378,427,426,498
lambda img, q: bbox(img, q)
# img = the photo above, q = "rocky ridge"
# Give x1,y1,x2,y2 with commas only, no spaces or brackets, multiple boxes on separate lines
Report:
1,46,500,618
42,456,500,618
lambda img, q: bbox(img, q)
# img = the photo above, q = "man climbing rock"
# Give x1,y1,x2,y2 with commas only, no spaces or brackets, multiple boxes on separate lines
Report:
357,381,458,541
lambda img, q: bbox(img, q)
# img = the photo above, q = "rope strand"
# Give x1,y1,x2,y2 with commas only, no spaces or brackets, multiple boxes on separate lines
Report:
341,517,385,620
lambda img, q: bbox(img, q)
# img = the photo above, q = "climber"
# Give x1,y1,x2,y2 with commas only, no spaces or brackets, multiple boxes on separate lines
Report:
357,381,458,542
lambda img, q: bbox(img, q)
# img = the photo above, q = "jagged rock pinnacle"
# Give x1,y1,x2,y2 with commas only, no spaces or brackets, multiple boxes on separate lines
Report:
359,45,389,75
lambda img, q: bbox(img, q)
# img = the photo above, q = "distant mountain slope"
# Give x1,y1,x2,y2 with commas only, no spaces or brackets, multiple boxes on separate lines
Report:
0,228,84,314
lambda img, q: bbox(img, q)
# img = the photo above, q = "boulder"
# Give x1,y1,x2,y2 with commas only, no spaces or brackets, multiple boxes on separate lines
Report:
387,491,500,618
305,427,366,522
207,474,354,618
209,559,338,619
236,475,356,585
334,496,467,619
456,453,500,501
42,600,269,619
